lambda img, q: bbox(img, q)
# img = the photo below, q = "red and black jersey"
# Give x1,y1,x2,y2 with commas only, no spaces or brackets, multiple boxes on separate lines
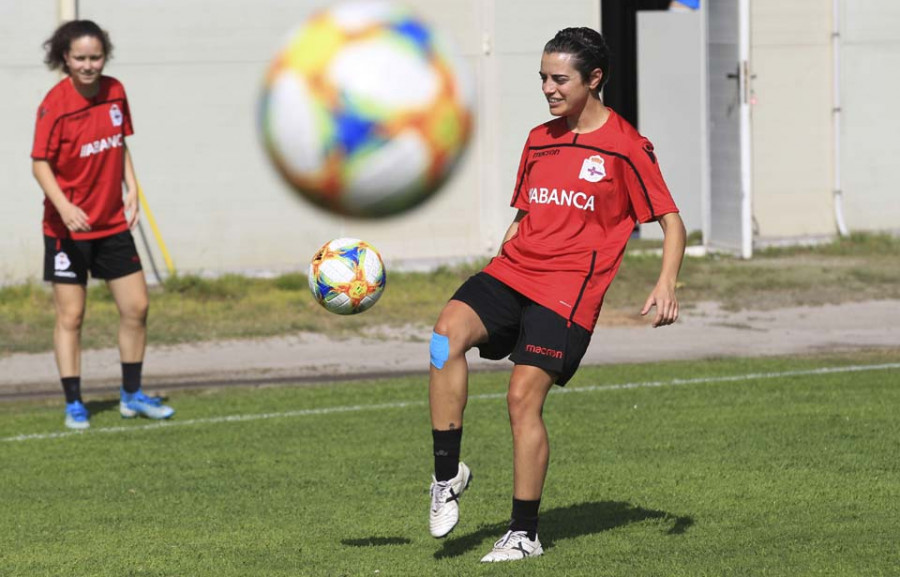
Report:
32,76,134,240
483,111,679,332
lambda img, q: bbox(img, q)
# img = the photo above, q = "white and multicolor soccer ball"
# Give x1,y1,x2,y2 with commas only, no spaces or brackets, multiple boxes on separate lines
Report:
259,0,474,218
308,237,386,314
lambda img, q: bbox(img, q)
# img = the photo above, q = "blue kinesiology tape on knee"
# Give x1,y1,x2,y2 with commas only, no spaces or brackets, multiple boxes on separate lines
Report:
430,332,450,370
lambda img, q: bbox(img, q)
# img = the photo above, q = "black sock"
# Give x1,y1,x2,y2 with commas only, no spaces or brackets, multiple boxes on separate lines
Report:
432,427,462,482
509,498,541,539
122,362,143,394
61,376,82,404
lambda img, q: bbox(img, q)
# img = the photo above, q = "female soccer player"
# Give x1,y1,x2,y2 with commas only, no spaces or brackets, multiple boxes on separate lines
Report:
427,27,686,562
32,20,174,429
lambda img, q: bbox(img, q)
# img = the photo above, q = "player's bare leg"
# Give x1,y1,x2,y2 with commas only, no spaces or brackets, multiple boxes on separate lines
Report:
507,364,554,500
481,364,553,562
427,300,487,537
54,283,91,429
107,271,149,364
429,300,488,428
52,283,87,378
108,271,172,420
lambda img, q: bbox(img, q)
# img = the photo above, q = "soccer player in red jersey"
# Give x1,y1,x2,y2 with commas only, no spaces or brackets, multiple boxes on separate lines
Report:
427,27,686,562
32,20,174,429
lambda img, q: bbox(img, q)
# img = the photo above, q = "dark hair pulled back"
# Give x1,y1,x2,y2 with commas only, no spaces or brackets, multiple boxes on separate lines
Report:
43,20,113,73
543,27,610,95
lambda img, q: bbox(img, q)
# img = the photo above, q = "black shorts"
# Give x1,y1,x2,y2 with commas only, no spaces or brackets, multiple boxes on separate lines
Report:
44,231,142,285
451,272,592,386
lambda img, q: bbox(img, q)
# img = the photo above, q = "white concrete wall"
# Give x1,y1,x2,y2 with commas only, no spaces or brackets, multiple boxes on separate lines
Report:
0,2,61,283
77,0,488,276
750,0,836,240
2,0,599,283
488,0,601,248
840,0,900,232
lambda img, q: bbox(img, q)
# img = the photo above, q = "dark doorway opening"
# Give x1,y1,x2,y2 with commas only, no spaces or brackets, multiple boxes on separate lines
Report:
601,0,671,129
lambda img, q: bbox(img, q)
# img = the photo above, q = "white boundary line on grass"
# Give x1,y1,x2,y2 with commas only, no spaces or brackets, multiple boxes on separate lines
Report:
3,362,898,443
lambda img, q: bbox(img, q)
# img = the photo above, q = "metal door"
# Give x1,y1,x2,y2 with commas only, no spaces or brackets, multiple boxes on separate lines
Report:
707,0,752,257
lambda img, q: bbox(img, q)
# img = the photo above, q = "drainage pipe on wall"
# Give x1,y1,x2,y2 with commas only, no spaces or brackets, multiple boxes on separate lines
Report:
832,0,850,237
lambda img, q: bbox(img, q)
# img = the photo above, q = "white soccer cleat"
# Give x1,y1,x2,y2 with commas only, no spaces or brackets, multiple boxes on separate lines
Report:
480,530,544,563
429,461,472,538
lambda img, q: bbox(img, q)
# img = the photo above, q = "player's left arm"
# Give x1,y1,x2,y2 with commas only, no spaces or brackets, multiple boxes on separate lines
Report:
122,142,140,229
641,212,686,327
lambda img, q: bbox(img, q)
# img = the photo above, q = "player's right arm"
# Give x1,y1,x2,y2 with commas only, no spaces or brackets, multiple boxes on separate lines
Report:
497,130,534,255
32,160,91,232
496,209,527,256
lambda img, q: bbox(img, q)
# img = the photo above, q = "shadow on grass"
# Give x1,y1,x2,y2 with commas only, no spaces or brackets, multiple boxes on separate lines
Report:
84,399,120,416
434,500,693,559
341,537,412,547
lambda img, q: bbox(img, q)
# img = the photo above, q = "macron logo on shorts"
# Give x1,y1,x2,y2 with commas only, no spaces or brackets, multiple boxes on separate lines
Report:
525,344,563,359
54,251,77,278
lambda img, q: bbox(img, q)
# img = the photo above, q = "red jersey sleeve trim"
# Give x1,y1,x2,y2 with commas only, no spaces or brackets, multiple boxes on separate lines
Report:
617,152,658,221
510,134,535,207
33,112,66,161
511,172,527,207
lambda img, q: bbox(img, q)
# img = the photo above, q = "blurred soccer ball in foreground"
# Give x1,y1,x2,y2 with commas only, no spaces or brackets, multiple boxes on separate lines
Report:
309,237,386,315
260,0,474,218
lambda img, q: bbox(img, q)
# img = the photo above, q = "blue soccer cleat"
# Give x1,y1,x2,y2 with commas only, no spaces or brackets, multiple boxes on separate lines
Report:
120,390,175,420
65,400,91,430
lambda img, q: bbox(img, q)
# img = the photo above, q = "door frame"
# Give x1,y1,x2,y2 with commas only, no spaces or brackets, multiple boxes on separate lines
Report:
737,0,752,259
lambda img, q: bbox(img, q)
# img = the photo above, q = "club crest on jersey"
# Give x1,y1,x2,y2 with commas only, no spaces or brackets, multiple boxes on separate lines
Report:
109,103,123,127
579,155,606,183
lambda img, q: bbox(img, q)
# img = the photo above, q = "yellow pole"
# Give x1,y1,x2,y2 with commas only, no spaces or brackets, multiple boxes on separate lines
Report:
137,181,176,275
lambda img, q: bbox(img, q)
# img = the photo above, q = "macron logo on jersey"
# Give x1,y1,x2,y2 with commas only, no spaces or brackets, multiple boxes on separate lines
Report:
80,134,123,158
528,187,595,212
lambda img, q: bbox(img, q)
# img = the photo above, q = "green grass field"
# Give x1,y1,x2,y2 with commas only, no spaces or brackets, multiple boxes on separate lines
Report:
2,352,899,576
